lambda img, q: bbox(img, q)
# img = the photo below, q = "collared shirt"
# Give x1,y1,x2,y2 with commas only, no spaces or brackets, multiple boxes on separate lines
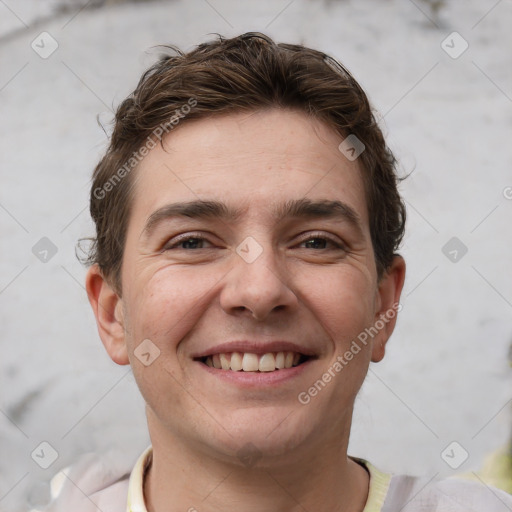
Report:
44,445,512,512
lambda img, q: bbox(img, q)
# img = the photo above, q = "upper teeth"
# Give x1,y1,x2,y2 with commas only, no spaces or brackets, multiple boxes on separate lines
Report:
204,352,302,372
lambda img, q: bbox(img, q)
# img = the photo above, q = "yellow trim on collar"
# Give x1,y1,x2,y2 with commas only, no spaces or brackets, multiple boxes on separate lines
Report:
127,445,152,512
351,457,393,512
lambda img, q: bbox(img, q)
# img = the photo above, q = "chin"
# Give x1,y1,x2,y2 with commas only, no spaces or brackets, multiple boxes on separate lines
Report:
203,408,315,465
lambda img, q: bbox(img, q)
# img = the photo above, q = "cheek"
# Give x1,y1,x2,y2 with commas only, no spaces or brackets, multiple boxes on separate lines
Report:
123,270,208,413
297,266,376,342
124,266,217,352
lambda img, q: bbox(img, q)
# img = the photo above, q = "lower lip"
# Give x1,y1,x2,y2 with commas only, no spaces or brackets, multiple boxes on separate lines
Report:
196,359,314,387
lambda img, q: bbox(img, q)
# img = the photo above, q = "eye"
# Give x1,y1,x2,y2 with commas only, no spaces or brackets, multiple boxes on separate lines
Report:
296,233,346,251
163,233,215,251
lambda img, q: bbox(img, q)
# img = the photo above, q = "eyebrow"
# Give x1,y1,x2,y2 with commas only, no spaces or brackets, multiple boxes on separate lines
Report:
141,198,364,240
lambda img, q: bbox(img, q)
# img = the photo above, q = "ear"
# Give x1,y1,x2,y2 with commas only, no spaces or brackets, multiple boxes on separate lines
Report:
371,255,406,363
85,264,129,365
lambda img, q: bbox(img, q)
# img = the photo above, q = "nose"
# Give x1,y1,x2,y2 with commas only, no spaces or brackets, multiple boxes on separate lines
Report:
219,240,299,321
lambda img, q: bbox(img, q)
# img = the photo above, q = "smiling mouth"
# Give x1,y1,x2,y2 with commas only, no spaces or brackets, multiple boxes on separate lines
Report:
195,351,312,372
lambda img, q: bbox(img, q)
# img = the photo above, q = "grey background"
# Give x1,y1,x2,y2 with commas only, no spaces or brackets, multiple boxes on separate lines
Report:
1,0,511,510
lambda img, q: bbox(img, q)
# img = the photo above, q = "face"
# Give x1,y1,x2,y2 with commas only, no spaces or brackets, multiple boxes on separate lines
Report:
87,108,405,465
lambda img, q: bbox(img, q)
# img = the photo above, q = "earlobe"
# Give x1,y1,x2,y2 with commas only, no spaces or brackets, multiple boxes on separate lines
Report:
371,255,406,363
85,265,130,365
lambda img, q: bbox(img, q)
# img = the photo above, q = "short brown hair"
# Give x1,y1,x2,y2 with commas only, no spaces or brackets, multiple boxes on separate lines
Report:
81,32,406,295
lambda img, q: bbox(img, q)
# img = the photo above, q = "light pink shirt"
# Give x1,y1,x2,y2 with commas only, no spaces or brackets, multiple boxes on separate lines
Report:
42,446,512,512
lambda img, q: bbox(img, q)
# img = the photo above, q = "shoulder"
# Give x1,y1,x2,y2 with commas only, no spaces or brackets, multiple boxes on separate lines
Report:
39,449,137,512
364,459,512,512
386,473,512,511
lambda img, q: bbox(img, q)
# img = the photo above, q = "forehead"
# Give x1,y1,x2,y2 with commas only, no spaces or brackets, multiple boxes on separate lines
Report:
129,108,369,230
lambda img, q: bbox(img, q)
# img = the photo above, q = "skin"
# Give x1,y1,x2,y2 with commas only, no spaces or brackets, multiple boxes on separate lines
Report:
86,108,406,512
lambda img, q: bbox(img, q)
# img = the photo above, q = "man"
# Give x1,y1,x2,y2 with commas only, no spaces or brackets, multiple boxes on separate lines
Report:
45,32,512,511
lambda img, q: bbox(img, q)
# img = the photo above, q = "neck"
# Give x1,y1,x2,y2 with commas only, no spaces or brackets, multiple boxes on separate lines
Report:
144,415,369,512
